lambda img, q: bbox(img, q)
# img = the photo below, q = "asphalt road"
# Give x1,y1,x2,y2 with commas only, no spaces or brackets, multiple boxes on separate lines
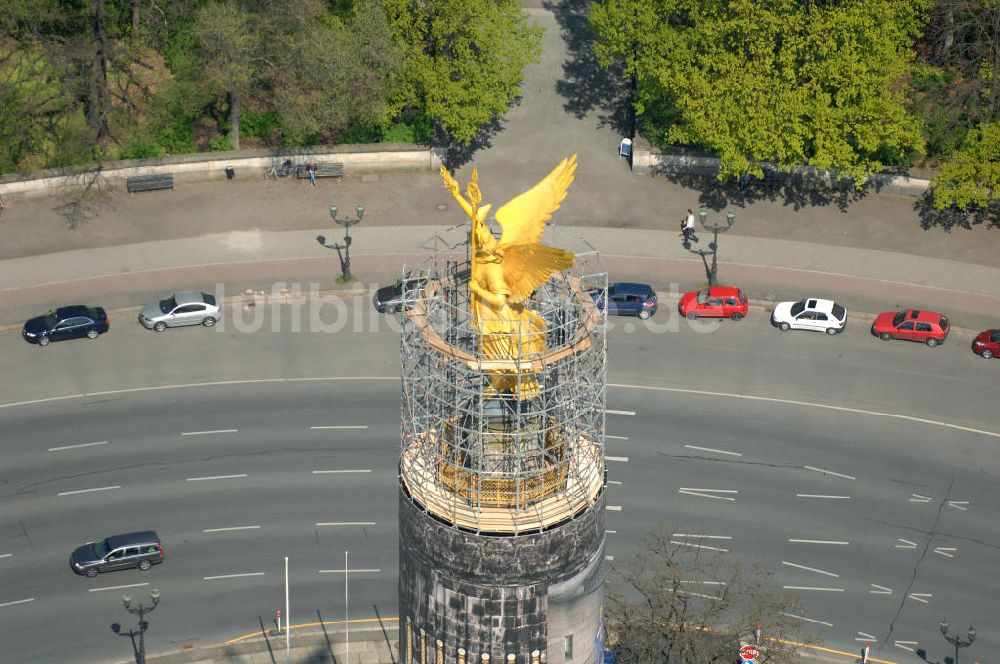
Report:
0,298,996,664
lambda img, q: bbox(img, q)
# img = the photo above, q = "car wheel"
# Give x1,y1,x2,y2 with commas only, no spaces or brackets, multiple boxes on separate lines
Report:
138,559,152,571
879,332,892,341
85,567,98,578
826,327,837,336
730,313,742,321
202,317,216,327
86,328,99,339
926,337,939,347
38,336,50,346
779,322,791,331
982,349,994,359
686,312,698,320
638,309,650,320
387,305,398,315
153,322,167,332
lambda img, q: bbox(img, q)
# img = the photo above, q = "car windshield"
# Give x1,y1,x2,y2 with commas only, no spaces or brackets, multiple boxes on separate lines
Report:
789,300,806,317
696,290,709,304
93,539,110,557
201,293,216,306
892,311,906,327
43,311,58,328
159,296,177,314
991,330,1000,343
940,316,949,330
832,303,846,320
607,285,618,297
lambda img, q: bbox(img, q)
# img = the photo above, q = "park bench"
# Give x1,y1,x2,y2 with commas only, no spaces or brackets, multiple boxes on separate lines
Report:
296,163,344,180
126,173,174,193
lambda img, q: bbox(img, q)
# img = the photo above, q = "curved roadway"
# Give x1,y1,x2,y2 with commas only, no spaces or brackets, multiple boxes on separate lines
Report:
0,301,996,663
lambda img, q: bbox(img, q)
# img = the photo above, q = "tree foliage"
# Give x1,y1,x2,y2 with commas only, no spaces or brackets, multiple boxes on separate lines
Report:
930,120,1000,210
607,530,809,663
590,0,930,182
382,0,542,146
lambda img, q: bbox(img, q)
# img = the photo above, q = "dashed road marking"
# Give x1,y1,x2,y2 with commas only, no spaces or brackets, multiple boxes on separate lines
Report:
933,547,956,558
604,555,614,561
0,598,34,609
870,584,893,595
894,641,918,652
796,494,850,500
907,593,932,604
204,572,265,580
605,435,629,441
88,582,149,593
670,540,729,553
803,465,856,481
48,440,108,452
606,456,629,463
788,539,849,545
684,444,743,457
312,469,372,475
57,485,121,496
310,425,368,430
186,474,246,482
672,534,732,540
782,561,840,578
780,611,833,628
948,500,969,511
783,586,844,592
607,505,622,512
203,525,261,533
604,409,636,416
678,488,737,501
0,554,11,559
605,530,617,535
895,539,918,549
856,632,877,641
315,522,376,527
181,429,238,436
608,480,622,485
909,493,932,503
317,568,380,574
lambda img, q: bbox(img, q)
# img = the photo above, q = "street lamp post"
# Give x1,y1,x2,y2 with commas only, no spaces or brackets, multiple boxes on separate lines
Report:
940,620,976,664
111,588,160,664
682,208,735,286
329,204,364,281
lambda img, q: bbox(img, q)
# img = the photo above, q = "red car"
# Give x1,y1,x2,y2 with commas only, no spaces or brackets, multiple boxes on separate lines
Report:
972,329,1000,359
679,286,749,321
871,309,950,347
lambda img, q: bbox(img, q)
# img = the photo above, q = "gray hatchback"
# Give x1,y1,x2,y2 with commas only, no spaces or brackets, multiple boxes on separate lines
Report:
70,531,164,577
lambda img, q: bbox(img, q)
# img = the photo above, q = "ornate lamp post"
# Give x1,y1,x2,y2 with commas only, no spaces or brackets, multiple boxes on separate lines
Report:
111,588,160,664
329,204,364,281
940,620,976,664
682,208,735,286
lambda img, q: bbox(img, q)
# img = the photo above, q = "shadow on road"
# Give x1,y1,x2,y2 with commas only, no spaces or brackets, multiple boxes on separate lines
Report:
914,192,1000,232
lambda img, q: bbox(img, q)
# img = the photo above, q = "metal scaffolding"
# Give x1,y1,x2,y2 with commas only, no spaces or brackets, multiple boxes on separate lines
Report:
399,226,607,535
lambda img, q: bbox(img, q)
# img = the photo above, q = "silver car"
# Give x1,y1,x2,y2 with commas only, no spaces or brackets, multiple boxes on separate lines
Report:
139,291,222,331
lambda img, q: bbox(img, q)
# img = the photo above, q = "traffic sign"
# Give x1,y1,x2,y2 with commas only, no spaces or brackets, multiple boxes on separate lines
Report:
740,644,759,660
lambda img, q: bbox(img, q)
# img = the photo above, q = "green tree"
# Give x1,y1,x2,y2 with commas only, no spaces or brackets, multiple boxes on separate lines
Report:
591,0,929,182
383,0,542,146
930,120,1000,211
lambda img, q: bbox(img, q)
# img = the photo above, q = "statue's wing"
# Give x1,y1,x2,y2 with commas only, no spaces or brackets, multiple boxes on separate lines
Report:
495,154,577,248
501,244,575,304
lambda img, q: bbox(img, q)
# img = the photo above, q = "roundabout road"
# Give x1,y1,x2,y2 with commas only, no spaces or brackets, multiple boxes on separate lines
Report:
0,299,996,663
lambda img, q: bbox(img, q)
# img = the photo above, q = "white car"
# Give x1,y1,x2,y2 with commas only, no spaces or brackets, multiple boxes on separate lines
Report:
771,298,847,335
139,291,222,331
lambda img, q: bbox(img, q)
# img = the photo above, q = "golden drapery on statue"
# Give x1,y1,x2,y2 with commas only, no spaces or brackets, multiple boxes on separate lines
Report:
440,155,577,398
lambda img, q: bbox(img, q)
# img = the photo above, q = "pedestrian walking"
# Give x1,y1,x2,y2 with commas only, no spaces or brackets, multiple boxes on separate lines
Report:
307,161,318,187
0,196,5,218
682,208,699,243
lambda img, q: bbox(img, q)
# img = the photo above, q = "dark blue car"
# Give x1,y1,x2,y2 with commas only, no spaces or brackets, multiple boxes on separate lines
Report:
22,305,109,346
593,282,658,319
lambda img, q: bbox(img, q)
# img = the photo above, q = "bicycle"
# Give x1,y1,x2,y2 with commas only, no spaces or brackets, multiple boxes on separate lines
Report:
264,158,294,180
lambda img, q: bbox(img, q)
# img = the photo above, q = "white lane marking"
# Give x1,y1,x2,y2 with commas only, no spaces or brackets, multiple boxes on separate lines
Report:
203,525,261,533
684,445,743,457
204,572,265,580
310,425,368,430
678,489,736,501
895,641,918,652
788,539,849,545
803,465,856,481
781,561,840,578
606,456,629,462
48,440,108,452
870,584,893,595
607,383,1000,440
670,540,729,553
57,485,121,496
607,505,622,512
780,611,833,628
186,474,247,482
604,409,635,416
857,632,877,641
605,555,614,561
783,586,845,592
948,500,969,511
0,598,34,608
312,469,372,475
88,582,149,593
0,554,11,559
796,494,851,500
908,593,933,603
181,429,238,436
605,530,617,534
895,539,918,549
315,522,376,527
0,376,400,412
317,568,380,574
605,435,629,441
677,590,721,601
934,547,956,558
672,534,732,540
678,488,737,493
910,493,932,502
607,480,622,485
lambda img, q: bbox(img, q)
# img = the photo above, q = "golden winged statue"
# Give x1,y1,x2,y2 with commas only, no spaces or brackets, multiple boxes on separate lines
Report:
440,155,577,397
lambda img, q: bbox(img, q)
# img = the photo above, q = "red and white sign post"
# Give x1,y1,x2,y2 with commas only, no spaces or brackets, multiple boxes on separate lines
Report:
739,644,759,661
276,609,282,633
862,641,871,663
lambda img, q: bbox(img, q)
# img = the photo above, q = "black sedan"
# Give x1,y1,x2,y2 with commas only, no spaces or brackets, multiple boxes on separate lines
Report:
22,305,109,346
